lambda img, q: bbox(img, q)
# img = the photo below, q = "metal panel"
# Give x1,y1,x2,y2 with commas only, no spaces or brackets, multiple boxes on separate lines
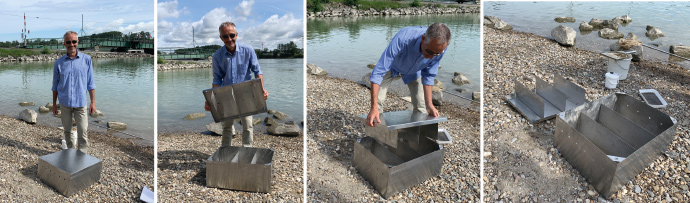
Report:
536,76,567,111
434,128,453,145
515,80,545,118
613,94,674,135
553,74,587,105
37,149,102,197
358,111,447,148
206,146,273,193
354,137,443,199
203,79,267,122
597,105,655,149
576,113,636,157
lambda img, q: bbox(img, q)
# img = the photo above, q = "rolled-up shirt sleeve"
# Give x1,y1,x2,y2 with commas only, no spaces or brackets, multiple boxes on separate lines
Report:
250,50,262,77
212,53,224,85
86,57,96,90
421,50,445,86
51,61,59,92
370,36,403,85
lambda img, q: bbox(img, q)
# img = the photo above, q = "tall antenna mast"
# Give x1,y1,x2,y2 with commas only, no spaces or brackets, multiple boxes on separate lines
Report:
23,13,27,46
78,14,87,37
192,26,199,50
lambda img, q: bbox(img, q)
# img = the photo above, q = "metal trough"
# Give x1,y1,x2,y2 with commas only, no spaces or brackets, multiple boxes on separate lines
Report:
554,93,677,197
206,146,274,193
203,79,267,122
355,110,448,198
37,149,102,197
506,74,587,123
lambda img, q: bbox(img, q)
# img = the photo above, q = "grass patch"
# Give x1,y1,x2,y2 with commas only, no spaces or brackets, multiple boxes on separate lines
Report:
157,56,166,64
0,49,43,57
359,1,406,10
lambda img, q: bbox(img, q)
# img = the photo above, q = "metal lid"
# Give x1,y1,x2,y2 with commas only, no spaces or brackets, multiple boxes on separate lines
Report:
358,110,447,130
39,149,102,174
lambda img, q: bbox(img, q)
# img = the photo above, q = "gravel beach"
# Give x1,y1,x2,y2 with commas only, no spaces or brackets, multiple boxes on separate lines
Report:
0,115,153,201
307,75,480,202
483,27,690,202
157,127,304,202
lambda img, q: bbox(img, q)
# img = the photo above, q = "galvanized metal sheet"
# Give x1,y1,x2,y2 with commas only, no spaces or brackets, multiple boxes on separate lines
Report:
358,111,446,148
38,149,102,197
203,79,267,122
553,74,587,105
597,105,655,149
613,94,674,135
206,146,273,193
536,76,567,111
515,80,545,118
576,113,636,157
433,128,453,145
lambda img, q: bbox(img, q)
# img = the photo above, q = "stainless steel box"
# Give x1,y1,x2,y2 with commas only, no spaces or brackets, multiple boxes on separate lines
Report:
555,93,677,197
37,149,103,197
206,146,274,193
354,111,448,198
203,79,267,122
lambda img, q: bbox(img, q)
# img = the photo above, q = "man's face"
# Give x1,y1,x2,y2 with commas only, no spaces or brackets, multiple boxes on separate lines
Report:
63,34,78,54
421,36,448,59
219,25,238,51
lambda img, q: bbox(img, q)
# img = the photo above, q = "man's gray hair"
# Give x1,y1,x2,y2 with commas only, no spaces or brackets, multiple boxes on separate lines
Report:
63,31,78,40
425,23,451,45
219,22,236,33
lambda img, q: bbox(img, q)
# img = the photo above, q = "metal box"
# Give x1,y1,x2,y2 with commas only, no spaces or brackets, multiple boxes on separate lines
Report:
203,79,267,122
506,74,587,123
554,93,677,197
354,110,448,198
37,149,103,197
206,146,274,193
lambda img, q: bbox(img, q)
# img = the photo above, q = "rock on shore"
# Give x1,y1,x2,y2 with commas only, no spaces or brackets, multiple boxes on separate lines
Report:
670,45,690,57
308,3,479,18
484,16,513,30
19,109,37,124
0,51,151,63
307,63,328,76
551,25,576,46
156,61,211,71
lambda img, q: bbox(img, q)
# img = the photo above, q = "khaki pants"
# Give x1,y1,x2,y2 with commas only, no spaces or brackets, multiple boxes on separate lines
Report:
377,71,426,114
221,116,253,147
60,106,89,154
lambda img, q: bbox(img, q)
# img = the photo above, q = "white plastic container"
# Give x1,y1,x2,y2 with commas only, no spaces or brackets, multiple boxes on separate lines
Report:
605,72,620,89
603,52,633,80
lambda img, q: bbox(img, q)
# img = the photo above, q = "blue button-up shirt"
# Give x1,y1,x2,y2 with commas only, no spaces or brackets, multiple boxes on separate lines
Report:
212,43,262,86
51,52,96,108
370,26,446,86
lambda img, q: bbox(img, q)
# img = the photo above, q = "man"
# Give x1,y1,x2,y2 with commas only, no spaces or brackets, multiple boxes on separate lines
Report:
366,23,451,127
52,31,96,154
205,21,268,147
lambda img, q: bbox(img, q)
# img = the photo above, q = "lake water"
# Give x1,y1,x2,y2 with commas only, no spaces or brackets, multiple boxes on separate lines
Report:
0,57,155,142
307,14,481,105
157,58,304,134
485,1,690,67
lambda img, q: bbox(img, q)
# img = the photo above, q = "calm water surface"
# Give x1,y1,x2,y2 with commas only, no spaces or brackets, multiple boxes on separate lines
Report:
0,57,154,142
485,1,690,67
157,58,304,133
307,14,481,103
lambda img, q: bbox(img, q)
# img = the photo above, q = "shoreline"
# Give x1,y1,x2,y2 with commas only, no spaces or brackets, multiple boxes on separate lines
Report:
308,3,479,18
307,74,480,201
0,115,153,201
0,51,152,63
483,27,690,201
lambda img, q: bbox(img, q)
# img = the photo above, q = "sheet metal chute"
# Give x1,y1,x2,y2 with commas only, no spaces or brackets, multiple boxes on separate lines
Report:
506,74,587,123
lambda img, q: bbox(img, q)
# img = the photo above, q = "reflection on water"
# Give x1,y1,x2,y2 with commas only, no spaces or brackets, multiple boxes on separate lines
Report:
307,14,481,101
485,1,690,67
0,58,154,141
157,58,304,133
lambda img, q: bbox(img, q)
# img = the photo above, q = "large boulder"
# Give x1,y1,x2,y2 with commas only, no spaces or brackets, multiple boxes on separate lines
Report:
19,102,35,106
432,79,444,92
432,90,443,106
38,106,50,113
552,25,577,46
267,123,301,136
589,19,619,30
206,122,223,135
484,16,513,30
184,112,206,120
273,111,289,120
625,32,638,40
554,17,576,23
579,21,593,31
452,72,471,86
20,109,37,124
264,117,277,126
610,42,643,62
367,64,376,69
307,63,328,76
612,15,632,24
472,91,481,101
45,103,54,109
670,45,690,57
90,109,105,118
107,121,127,131
645,26,665,39
599,28,624,39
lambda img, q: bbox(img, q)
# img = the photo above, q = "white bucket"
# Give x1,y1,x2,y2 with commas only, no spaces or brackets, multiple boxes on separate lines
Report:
605,72,620,89
606,55,632,80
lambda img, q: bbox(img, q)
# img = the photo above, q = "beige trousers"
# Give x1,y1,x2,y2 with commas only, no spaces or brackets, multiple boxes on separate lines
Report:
377,71,426,114
221,115,253,147
60,106,89,154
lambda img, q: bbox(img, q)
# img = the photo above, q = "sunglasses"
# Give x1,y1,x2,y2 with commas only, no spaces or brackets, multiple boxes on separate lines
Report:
220,33,237,39
64,40,78,45
425,47,443,56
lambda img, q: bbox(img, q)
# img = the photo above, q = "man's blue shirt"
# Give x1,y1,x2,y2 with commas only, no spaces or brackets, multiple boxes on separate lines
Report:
370,26,446,86
212,43,262,86
51,51,95,108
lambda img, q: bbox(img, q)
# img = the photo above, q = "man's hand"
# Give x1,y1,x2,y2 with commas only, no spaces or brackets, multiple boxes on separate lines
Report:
89,102,96,115
204,101,211,111
366,108,381,127
52,105,58,116
263,88,269,100
426,104,439,117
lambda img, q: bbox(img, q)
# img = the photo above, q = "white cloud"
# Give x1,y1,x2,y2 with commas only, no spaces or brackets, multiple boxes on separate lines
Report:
88,20,154,36
235,0,255,17
158,0,187,19
242,13,303,49
159,7,233,47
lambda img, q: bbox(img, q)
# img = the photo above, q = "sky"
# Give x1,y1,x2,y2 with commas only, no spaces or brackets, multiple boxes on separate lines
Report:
157,0,304,50
0,0,154,42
